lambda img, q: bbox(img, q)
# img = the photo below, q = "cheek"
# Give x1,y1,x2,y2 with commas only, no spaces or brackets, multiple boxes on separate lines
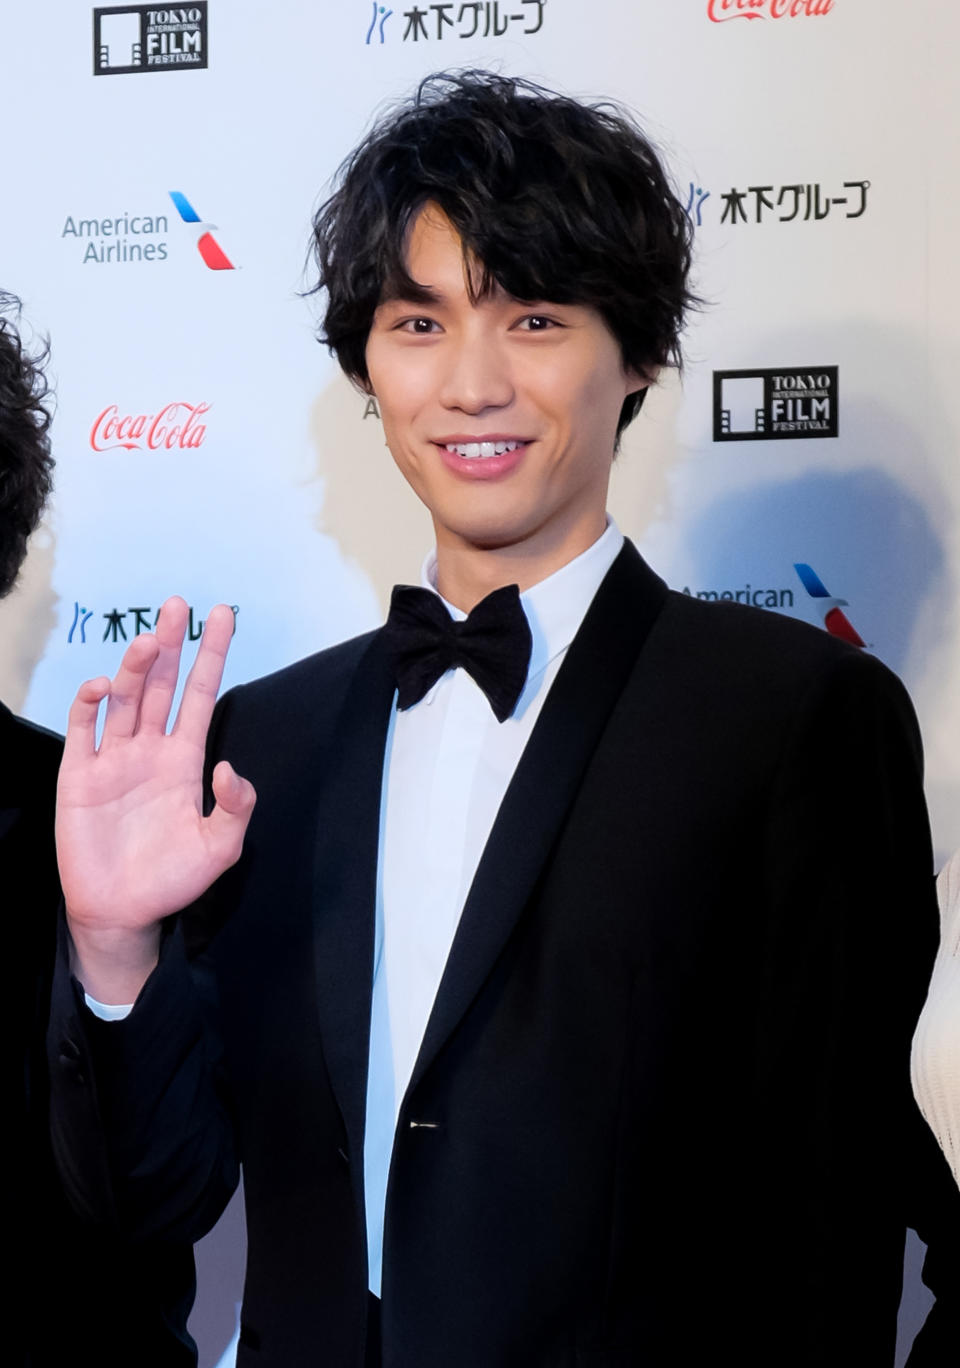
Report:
587,355,635,426
531,341,624,413
555,366,625,443
377,403,425,480
368,358,429,427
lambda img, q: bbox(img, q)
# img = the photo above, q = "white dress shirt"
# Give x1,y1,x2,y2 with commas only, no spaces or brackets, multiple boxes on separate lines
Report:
363,518,624,1293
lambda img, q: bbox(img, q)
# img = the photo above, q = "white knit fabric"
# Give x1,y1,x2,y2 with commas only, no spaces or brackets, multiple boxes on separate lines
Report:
911,850,960,1189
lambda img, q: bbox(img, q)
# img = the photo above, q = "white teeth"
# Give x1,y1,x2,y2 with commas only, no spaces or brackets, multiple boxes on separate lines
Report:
444,440,522,459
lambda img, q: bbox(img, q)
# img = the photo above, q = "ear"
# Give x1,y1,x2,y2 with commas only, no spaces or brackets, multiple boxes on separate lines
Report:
625,364,658,396
353,372,375,398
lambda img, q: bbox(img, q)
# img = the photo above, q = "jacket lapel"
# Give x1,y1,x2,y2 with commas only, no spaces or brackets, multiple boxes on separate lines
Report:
311,632,395,1159
407,540,669,1098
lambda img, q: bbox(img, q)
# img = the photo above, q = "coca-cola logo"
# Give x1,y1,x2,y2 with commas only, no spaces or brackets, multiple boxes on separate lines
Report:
90,401,210,452
708,0,834,21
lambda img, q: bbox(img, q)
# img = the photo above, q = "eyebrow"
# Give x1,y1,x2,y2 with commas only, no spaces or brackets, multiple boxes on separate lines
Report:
376,283,564,314
376,282,445,308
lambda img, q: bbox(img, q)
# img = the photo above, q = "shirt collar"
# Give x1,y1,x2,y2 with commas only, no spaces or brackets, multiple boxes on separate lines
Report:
420,516,624,687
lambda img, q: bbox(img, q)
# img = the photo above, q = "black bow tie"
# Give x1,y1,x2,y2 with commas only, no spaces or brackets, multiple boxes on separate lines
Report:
383,583,532,723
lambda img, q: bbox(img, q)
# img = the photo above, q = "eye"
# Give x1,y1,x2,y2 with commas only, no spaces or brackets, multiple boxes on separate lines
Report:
396,317,441,334
515,314,560,332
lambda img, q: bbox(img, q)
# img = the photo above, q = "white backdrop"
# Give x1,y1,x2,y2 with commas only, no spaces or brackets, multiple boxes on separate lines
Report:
2,2,957,1362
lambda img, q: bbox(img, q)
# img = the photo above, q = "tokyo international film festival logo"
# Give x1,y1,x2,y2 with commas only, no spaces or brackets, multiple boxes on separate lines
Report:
93,4,208,75
713,367,838,442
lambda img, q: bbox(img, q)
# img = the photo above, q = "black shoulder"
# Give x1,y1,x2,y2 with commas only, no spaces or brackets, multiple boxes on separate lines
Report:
203,628,383,774
651,590,911,729
0,701,64,802
222,628,380,716
663,588,890,675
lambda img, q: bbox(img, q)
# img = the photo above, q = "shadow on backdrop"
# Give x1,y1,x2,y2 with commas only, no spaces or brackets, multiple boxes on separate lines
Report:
681,463,946,683
0,523,58,713
309,374,433,614
678,445,949,1368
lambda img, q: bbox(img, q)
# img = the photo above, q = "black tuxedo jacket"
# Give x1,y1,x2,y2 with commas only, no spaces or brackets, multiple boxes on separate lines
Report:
49,544,959,1366
4,702,195,1366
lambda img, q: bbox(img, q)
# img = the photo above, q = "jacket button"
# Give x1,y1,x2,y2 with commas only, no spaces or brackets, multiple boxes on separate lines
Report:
57,1056,86,1085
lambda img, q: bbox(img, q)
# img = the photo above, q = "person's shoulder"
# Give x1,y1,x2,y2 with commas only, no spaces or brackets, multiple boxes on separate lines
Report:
0,701,64,796
215,627,382,730
230,627,379,698
649,589,911,732
660,588,897,687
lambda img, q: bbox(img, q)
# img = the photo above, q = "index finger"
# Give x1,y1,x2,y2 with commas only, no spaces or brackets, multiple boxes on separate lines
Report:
170,604,236,748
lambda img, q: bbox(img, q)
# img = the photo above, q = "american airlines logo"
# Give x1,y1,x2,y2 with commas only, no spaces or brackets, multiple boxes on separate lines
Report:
169,191,236,271
793,563,865,647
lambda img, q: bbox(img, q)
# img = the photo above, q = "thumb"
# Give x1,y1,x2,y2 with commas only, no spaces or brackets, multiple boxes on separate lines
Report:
211,759,257,816
207,760,257,863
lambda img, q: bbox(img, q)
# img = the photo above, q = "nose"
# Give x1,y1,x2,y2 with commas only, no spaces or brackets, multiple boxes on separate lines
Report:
438,328,514,415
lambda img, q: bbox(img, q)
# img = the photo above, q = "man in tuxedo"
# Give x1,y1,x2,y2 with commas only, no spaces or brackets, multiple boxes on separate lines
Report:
49,73,957,1365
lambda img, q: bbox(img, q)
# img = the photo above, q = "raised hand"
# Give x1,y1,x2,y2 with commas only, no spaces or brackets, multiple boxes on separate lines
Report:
57,596,256,1003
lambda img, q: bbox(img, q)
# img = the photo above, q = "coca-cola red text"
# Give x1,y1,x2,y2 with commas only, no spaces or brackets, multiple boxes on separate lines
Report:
90,401,210,451
708,0,834,21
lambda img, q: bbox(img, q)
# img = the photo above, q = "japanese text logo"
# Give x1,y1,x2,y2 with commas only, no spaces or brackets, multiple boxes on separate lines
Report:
68,602,237,644
365,1,545,43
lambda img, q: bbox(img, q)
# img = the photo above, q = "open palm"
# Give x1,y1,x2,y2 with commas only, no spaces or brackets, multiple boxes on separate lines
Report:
57,597,255,999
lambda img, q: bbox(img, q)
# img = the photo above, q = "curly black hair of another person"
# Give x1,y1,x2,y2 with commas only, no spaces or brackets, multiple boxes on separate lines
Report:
311,70,697,438
0,292,54,599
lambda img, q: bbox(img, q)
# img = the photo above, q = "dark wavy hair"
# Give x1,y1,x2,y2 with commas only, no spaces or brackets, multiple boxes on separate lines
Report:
0,292,54,598
311,70,697,438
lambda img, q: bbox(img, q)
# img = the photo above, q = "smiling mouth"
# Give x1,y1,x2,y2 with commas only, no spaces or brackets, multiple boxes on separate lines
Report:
442,440,525,460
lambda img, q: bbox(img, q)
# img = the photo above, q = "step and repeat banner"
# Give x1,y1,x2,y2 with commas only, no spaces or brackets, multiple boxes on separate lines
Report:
3,3,957,1364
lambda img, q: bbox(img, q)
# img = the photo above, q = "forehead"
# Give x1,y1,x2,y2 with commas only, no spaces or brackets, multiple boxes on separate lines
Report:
391,203,487,300
379,202,609,328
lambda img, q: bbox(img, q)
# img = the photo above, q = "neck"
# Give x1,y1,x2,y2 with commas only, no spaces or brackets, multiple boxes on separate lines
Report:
434,512,608,612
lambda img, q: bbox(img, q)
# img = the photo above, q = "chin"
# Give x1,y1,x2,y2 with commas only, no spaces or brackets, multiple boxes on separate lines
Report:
437,507,538,553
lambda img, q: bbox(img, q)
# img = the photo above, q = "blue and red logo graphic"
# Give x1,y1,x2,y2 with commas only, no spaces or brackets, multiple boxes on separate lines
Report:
793,563,865,647
168,191,235,270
